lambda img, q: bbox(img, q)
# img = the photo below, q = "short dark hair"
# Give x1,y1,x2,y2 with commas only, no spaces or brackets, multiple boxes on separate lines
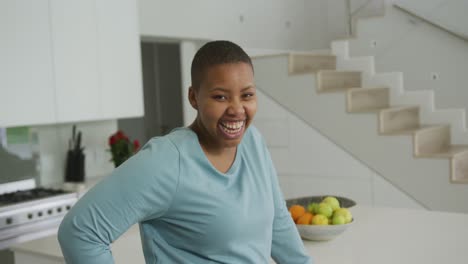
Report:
191,40,253,90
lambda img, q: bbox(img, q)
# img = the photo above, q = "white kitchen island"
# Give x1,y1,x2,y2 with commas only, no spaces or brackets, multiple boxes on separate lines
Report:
11,205,468,264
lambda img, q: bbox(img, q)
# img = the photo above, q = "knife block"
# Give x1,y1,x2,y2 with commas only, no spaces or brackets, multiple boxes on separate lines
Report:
65,150,85,182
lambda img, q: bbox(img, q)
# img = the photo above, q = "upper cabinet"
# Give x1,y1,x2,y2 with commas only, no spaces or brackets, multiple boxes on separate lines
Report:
50,0,101,122
96,0,144,119
0,0,143,127
0,0,56,127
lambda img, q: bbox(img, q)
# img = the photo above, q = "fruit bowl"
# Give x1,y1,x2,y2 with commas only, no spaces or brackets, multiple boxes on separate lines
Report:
286,195,356,241
295,218,354,241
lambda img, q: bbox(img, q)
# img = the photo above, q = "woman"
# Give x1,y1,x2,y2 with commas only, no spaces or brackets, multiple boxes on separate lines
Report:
58,40,313,264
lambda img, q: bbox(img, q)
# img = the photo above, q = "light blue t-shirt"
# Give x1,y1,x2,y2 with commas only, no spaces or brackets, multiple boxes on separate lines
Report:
58,126,313,263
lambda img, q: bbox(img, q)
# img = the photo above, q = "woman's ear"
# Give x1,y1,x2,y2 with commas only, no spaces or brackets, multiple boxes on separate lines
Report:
188,86,198,110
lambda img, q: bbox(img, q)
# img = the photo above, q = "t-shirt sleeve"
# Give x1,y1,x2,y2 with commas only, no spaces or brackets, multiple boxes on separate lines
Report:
261,140,313,263
58,137,180,264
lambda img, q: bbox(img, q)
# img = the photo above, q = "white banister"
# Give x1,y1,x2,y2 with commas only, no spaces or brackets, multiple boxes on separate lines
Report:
393,3,468,43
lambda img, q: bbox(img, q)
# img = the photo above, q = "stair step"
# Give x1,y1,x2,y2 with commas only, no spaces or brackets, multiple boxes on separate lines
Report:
420,145,468,159
452,150,468,183
379,106,420,134
380,124,436,135
414,125,451,157
347,87,390,112
289,54,336,74
316,70,361,92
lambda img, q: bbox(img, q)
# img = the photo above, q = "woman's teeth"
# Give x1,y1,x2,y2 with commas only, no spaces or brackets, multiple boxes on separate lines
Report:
220,121,244,134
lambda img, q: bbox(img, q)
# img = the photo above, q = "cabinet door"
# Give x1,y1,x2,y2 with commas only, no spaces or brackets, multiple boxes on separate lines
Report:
50,0,100,123
96,0,144,119
0,0,56,127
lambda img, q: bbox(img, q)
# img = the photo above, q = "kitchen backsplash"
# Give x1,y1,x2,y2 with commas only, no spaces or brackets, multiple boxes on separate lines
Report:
0,120,118,187
34,120,117,186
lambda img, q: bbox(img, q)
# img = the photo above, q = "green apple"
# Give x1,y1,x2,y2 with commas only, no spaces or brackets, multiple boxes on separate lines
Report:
322,196,340,211
317,203,333,218
333,208,352,223
331,215,346,225
307,202,320,214
311,214,329,225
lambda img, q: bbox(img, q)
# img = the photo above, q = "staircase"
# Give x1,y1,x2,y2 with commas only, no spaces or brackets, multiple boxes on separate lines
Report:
252,40,468,213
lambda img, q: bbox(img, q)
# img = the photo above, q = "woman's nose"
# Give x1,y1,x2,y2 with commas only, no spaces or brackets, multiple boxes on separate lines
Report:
227,99,245,115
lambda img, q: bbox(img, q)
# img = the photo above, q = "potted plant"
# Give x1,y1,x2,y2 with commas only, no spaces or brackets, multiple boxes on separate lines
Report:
108,130,140,167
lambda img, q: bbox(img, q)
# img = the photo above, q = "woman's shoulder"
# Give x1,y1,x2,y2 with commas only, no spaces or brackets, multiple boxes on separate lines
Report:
245,124,262,138
145,127,195,152
243,125,264,143
242,125,268,152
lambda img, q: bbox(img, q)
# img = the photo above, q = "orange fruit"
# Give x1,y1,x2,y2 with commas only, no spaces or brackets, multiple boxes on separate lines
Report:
289,205,306,222
296,212,314,225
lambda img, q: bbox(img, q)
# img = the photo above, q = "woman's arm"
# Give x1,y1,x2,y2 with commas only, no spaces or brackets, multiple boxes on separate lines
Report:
265,146,313,263
58,138,180,263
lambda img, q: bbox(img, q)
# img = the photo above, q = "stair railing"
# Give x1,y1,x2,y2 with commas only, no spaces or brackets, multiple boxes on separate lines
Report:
393,3,468,43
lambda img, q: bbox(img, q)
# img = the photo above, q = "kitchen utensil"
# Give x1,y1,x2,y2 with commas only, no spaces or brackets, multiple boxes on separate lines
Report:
65,126,85,182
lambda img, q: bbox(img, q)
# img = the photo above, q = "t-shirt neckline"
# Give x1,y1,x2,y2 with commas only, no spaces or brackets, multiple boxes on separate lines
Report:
182,127,242,176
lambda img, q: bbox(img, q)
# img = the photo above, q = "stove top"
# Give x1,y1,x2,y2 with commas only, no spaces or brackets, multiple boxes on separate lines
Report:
0,186,78,249
0,188,69,207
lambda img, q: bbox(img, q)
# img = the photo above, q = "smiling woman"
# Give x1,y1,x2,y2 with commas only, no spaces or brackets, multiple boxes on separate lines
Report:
57,40,313,264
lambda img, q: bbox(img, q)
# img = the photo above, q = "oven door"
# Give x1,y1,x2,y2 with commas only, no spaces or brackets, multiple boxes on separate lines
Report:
0,216,63,250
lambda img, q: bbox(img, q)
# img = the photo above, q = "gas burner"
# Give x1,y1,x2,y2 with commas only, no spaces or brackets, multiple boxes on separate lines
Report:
0,188,68,206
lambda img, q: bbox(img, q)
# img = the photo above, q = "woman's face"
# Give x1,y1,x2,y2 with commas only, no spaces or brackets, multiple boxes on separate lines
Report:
189,62,257,150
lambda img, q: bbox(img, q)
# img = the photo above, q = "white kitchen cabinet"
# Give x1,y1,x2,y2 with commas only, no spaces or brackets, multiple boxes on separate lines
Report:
96,0,144,119
1,0,143,127
50,0,100,123
50,0,143,123
0,0,56,127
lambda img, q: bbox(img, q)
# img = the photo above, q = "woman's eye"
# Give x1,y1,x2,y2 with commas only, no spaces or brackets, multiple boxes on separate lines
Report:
213,95,227,100
243,93,255,99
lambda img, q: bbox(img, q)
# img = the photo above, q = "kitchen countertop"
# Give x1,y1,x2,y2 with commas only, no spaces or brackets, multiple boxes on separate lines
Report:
11,205,468,263
61,174,109,195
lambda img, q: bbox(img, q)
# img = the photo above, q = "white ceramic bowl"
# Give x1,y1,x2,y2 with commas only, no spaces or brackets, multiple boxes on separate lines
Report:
296,219,354,241
286,195,356,241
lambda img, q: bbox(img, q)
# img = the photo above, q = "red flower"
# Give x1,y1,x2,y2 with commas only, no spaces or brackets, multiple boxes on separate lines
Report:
115,130,126,140
115,130,123,137
133,140,140,150
108,135,117,145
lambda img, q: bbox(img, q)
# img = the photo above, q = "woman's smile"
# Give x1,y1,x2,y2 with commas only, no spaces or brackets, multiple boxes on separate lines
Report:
218,120,245,139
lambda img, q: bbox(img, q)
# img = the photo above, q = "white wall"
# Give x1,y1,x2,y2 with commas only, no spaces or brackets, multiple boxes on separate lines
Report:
254,90,424,209
138,0,357,51
153,0,378,127
349,3,468,126
179,41,204,126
